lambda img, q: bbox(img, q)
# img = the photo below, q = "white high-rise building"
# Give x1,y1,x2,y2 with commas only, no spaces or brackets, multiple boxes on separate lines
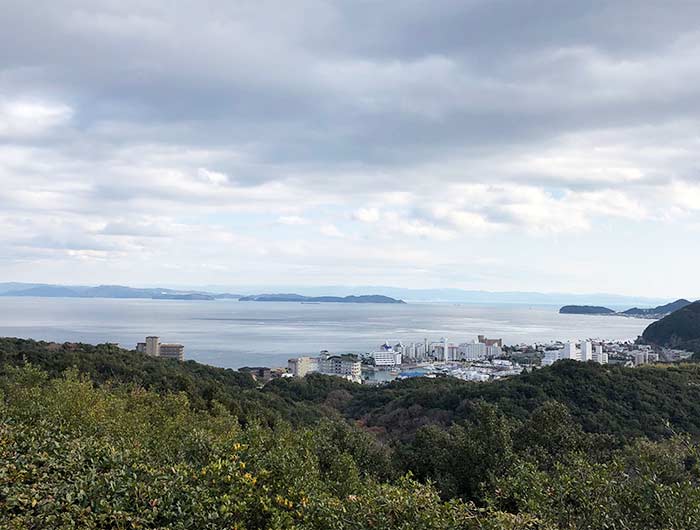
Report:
561,341,579,360
593,344,608,364
458,341,503,361
542,350,560,366
580,341,593,362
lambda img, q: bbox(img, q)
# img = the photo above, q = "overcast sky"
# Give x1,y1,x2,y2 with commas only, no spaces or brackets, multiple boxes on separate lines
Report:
1,1,699,297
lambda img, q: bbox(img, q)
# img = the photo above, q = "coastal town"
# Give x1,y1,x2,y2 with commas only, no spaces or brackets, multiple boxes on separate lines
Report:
135,333,694,386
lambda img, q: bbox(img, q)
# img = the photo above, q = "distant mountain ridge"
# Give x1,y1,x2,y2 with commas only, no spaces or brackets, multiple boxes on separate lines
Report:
2,282,673,306
0,283,405,304
623,299,692,317
560,299,693,319
0,283,240,301
238,294,405,304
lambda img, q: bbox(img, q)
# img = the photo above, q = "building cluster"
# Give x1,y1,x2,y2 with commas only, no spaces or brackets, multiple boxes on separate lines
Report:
288,350,362,383
542,340,607,366
627,345,660,366
539,340,666,367
370,335,503,364
399,359,523,382
135,336,185,361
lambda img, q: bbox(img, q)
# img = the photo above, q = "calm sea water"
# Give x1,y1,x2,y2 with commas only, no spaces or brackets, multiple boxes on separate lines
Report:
0,297,651,369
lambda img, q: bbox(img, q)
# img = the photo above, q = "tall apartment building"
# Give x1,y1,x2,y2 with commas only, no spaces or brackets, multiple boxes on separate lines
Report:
593,343,608,364
146,336,160,356
458,341,503,361
561,341,579,360
580,341,593,362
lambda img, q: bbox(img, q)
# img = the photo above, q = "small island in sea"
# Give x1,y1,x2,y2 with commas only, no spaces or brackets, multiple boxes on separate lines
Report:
560,305,616,315
239,293,406,304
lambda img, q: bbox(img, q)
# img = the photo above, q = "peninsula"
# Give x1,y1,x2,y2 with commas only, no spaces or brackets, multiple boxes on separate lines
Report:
559,299,692,319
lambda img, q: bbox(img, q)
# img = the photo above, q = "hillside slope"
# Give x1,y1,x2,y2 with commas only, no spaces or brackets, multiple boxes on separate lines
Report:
624,298,692,317
5,338,700,528
643,301,700,352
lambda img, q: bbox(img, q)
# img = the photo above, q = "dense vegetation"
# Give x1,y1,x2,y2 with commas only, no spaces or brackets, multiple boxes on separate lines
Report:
643,300,700,353
5,337,700,528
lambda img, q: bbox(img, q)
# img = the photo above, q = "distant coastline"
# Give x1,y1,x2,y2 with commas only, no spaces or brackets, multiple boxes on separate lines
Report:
559,299,692,319
0,283,405,304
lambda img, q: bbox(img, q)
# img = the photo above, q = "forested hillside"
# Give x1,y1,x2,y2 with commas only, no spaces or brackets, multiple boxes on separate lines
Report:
643,300,700,352
4,337,700,528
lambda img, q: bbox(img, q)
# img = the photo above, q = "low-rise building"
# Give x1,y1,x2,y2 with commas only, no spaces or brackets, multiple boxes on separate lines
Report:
371,350,403,366
478,335,503,347
239,366,273,382
287,356,319,377
319,352,362,383
159,343,185,361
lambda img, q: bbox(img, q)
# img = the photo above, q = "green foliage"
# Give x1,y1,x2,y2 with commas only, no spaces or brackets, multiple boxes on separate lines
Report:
491,436,700,529
0,365,530,529
7,338,700,528
306,360,700,441
0,337,325,426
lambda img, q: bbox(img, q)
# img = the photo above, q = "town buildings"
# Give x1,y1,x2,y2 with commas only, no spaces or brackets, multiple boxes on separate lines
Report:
135,336,185,361
580,341,593,362
458,341,503,361
159,343,185,361
287,351,362,383
146,336,160,356
318,351,362,383
370,349,403,366
287,356,319,377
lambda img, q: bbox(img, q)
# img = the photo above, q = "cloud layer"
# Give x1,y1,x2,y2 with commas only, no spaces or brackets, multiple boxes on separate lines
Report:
2,1,700,296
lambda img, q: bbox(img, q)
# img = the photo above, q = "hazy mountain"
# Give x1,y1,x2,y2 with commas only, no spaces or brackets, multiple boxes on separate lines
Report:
178,284,670,306
623,299,692,317
560,299,693,318
0,282,679,307
0,283,240,300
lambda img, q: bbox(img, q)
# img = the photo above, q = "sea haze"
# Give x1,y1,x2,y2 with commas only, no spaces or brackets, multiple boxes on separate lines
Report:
0,297,651,369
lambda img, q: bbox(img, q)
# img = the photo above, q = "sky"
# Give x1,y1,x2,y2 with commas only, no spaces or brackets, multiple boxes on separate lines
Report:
1,0,700,298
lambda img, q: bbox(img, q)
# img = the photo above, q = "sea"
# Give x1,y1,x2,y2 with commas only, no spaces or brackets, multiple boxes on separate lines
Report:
0,297,651,369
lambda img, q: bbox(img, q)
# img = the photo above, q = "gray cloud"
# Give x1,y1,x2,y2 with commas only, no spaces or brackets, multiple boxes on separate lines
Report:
1,1,700,293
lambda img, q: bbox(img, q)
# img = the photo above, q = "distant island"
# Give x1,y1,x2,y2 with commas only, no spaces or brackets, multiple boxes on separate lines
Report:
560,299,692,319
239,293,405,304
560,305,616,315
